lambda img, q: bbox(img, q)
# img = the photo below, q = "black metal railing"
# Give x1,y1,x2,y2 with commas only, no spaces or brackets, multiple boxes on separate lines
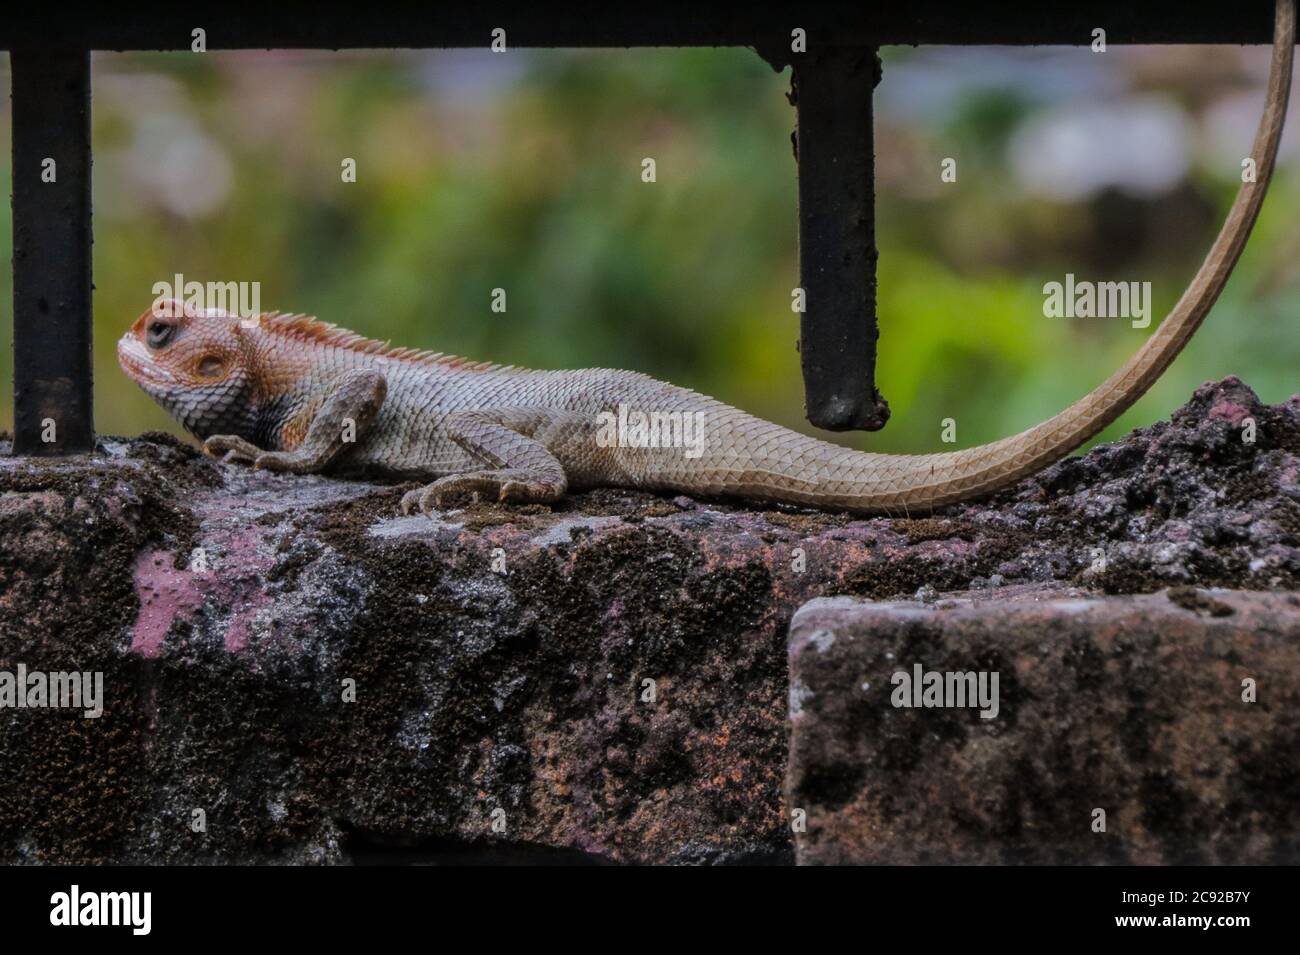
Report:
2,2,1286,453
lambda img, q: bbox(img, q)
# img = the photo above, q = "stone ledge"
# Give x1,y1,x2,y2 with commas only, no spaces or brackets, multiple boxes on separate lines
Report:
787,587,1300,864
0,376,1296,863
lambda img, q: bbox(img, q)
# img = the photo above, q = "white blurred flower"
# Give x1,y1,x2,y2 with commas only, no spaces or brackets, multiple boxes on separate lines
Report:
1009,95,1192,200
128,113,233,218
1203,86,1300,174
877,47,1120,121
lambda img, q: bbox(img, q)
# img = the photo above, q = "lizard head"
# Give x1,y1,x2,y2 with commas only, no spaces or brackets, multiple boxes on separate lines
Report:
118,299,259,439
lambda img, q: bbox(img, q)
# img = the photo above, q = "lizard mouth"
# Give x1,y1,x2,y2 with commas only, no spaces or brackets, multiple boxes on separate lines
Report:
116,334,178,390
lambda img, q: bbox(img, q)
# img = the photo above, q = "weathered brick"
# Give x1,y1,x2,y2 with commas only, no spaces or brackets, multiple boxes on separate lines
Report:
788,587,1300,864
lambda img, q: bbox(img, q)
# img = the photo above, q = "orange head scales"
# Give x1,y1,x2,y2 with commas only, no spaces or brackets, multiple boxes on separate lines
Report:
117,299,261,439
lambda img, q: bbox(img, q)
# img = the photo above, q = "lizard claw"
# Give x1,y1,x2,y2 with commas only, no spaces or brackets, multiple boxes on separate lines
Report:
204,434,261,466
497,480,526,502
397,469,565,517
400,485,448,517
399,487,424,516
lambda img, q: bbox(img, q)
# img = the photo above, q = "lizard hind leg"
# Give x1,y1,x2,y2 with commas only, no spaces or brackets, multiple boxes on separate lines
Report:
400,409,571,515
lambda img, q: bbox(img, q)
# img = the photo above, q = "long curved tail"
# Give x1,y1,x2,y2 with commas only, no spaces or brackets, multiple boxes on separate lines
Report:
711,0,1293,514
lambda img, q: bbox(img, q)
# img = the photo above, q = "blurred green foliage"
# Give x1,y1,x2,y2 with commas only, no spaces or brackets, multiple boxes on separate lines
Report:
0,45,1295,454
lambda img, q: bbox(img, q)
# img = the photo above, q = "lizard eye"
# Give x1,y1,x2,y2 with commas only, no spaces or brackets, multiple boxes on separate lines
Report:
147,321,176,349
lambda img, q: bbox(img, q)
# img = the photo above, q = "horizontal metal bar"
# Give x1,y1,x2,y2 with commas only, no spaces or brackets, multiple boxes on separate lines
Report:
0,1,1285,50
11,49,95,455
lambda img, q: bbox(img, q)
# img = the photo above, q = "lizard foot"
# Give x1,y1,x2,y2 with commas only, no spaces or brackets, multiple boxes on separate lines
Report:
245,451,322,474
204,436,327,474
400,469,565,516
203,434,264,466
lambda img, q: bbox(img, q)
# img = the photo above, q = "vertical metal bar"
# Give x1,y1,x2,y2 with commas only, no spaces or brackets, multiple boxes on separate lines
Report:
11,48,94,454
793,46,890,432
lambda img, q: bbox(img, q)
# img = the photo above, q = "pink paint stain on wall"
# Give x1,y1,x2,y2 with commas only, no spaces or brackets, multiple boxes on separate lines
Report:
1206,378,1253,427
1207,398,1251,427
131,549,205,657
217,528,273,653
129,528,275,656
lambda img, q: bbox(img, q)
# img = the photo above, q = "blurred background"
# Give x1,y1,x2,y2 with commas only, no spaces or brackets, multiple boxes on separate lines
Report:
0,43,1296,453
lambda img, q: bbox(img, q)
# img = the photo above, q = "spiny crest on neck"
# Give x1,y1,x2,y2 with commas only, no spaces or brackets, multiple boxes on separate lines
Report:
251,310,509,372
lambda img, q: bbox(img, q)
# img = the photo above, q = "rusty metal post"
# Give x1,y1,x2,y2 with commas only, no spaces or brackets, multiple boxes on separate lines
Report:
792,46,890,432
11,48,94,454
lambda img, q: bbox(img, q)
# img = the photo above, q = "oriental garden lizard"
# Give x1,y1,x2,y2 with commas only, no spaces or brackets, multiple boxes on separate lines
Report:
118,0,1295,517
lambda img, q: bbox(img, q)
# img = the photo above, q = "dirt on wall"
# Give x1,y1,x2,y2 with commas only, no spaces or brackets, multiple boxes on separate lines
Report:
0,376,1295,863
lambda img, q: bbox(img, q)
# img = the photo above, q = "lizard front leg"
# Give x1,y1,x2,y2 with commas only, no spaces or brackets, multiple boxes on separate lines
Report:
204,368,387,473
401,408,574,515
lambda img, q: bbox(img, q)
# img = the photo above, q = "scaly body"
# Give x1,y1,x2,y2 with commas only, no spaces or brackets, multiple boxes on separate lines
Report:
118,0,1294,517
